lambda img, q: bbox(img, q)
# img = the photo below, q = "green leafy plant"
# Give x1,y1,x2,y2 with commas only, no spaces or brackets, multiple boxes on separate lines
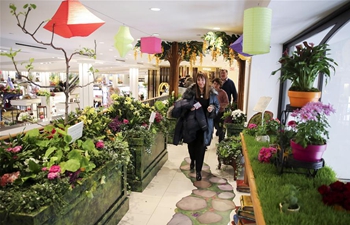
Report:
222,109,247,125
280,184,300,212
271,41,338,92
216,136,243,177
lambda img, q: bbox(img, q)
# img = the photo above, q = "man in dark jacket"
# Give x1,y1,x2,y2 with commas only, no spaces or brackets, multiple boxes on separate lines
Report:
220,69,238,104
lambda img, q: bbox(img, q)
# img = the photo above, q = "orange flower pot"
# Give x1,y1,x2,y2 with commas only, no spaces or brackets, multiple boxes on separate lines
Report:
288,90,321,107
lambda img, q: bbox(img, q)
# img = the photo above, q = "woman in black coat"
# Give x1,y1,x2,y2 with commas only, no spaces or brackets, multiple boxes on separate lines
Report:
172,73,219,180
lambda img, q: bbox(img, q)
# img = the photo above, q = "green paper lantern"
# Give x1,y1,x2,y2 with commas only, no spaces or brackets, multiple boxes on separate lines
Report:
114,26,134,58
243,7,272,55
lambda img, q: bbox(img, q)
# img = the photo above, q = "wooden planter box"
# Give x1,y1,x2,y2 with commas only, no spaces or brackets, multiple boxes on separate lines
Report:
0,161,129,225
128,132,168,192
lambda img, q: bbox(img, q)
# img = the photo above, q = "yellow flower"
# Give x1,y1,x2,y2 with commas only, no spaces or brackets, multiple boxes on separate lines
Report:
87,120,92,124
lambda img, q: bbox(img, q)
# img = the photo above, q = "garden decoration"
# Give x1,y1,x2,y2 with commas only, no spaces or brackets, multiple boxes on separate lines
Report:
222,109,247,137
289,101,335,162
271,41,337,107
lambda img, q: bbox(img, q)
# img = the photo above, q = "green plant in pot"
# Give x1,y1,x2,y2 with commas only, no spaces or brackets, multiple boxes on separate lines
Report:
271,41,337,107
280,184,300,213
216,136,243,180
222,109,246,137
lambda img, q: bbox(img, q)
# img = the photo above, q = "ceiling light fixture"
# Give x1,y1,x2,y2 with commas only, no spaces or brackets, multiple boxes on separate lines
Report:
213,27,220,30
150,7,160,11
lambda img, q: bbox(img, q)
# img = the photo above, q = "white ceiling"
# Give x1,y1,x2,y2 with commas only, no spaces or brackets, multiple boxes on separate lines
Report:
0,0,348,73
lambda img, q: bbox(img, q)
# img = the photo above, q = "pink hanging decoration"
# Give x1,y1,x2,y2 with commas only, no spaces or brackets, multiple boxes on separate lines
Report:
140,37,162,54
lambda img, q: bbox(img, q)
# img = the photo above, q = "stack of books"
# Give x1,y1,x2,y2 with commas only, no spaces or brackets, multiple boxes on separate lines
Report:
236,179,250,193
231,195,256,225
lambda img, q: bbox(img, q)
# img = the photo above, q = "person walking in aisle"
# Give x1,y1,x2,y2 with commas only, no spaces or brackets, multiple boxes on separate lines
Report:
172,72,219,181
212,78,229,142
220,69,238,104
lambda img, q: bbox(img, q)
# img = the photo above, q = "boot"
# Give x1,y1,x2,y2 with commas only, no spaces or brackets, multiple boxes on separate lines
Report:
190,161,195,173
196,172,202,181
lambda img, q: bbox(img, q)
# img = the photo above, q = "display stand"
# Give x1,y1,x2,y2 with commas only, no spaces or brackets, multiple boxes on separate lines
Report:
275,104,325,177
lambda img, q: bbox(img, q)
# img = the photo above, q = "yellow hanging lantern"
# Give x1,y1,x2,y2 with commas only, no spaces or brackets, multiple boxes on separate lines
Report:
243,7,272,55
114,26,134,58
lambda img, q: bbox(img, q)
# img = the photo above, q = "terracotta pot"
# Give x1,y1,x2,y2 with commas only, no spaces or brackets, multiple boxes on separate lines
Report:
288,90,321,107
290,139,326,162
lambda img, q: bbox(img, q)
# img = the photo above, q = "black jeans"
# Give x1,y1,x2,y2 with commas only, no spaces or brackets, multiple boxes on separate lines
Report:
187,129,206,173
214,111,225,142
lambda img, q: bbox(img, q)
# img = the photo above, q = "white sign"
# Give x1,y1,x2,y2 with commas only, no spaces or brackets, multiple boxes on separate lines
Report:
67,121,84,143
253,96,272,113
149,111,156,123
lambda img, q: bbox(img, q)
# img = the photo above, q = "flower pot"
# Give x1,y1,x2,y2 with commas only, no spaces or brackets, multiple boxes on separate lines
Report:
279,202,300,213
225,123,244,137
288,90,321,107
255,135,270,143
290,139,327,162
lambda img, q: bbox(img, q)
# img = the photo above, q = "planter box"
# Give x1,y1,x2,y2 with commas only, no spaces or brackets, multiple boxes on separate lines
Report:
0,161,129,225
128,132,168,192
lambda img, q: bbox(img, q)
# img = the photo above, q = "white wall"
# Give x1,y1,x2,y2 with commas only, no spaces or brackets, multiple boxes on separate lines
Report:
246,43,282,121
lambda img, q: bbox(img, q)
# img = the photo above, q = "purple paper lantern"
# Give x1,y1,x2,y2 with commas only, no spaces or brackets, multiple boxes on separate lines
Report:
229,35,252,57
140,37,162,54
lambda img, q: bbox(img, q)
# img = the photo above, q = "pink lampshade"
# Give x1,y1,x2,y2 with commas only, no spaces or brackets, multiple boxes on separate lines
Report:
140,37,162,54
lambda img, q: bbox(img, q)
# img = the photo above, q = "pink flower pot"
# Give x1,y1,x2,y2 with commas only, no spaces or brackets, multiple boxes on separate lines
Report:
290,140,327,162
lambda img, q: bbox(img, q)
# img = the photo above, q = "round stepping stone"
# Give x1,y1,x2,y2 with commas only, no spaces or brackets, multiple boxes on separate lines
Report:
194,180,212,188
176,196,207,211
218,192,235,199
209,177,227,184
218,184,233,191
197,211,222,224
167,213,193,225
180,164,191,171
188,171,210,179
212,199,236,212
192,189,217,198
184,157,191,164
202,165,210,171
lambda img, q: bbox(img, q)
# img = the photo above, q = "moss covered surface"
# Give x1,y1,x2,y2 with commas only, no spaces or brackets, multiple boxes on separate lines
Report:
243,134,350,225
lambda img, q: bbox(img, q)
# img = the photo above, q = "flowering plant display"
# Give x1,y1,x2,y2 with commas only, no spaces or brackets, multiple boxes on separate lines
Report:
246,123,258,136
290,101,335,147
0,118,130,214
258,146,277,163
265,118,281,135
222,109,247,125
271,41,337,92
318,180,350,211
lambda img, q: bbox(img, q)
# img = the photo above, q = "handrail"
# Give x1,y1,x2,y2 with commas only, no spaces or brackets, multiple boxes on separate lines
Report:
240,133,266,225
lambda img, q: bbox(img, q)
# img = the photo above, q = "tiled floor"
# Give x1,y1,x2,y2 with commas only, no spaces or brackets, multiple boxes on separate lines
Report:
118,135,244,225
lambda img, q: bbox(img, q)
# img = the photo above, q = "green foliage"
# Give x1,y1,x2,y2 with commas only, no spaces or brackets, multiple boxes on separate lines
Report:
281,184,299,212
271,41,338,92
243,134,350,224
216,136,243,177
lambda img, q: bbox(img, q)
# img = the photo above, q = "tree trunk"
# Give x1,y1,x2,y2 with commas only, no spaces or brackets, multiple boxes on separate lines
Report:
168,42,181,97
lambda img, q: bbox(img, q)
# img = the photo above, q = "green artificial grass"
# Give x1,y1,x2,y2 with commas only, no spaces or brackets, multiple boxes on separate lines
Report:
243,134,350,225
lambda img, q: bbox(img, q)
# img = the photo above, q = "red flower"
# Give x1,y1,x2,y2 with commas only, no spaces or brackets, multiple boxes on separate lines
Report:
318,185,330,195
49,165,61,173
330,181,346,192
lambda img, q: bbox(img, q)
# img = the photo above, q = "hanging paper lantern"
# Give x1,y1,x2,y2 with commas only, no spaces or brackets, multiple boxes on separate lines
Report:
44,0,105,38
114,26,134,58
229,35,252,57
140,37,162,54
243,7,272,55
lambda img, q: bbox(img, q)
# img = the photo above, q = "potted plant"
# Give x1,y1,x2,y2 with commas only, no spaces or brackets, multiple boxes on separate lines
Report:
222,109,247,137
271,41,338,107
288,101,335,162
216,136,243,180
279,184,300,213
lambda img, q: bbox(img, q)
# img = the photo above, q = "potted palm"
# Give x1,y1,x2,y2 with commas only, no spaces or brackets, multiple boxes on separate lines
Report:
271,41,337,107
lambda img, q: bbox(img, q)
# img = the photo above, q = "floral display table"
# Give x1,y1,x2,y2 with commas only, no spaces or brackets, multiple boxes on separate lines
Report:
0,161,129,225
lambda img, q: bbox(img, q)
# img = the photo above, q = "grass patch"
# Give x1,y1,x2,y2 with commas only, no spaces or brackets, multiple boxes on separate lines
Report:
244,134,350,224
